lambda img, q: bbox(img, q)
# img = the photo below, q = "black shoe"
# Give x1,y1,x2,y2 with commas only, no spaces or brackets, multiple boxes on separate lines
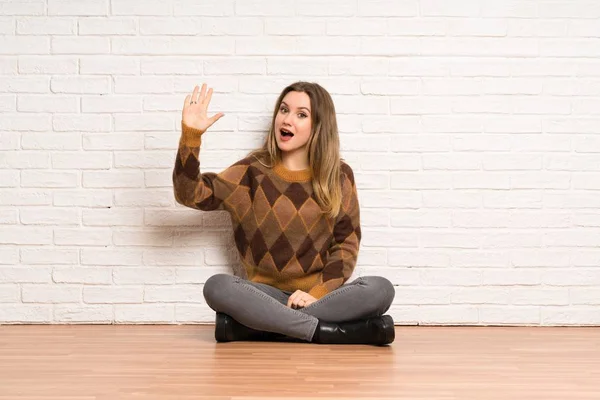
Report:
314,315,395,346
214,313,285,342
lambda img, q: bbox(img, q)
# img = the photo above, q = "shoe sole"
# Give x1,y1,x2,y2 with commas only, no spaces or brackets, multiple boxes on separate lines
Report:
379,315,395,345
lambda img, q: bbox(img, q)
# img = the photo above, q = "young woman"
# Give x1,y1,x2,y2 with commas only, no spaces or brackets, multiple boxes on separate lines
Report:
173,82,395,345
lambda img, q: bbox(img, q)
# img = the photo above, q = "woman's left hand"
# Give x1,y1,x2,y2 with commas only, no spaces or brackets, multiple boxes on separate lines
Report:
287,290,317,309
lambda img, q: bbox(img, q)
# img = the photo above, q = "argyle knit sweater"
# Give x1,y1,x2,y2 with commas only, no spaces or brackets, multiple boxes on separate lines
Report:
172,123,361,299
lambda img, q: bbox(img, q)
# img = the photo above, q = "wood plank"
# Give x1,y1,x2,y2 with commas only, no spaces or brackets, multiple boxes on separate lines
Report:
0,325,598,399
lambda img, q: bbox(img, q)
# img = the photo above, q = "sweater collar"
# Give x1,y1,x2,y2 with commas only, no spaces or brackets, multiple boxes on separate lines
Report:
273,162,312,182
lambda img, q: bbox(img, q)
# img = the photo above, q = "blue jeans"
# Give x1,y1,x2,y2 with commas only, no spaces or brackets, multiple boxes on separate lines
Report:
203,274,395,341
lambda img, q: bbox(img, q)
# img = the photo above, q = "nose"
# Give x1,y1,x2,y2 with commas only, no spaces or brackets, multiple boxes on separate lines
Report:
282,112,293,125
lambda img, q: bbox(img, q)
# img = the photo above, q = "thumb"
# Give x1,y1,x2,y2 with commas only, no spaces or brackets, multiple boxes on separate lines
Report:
208,112,225,126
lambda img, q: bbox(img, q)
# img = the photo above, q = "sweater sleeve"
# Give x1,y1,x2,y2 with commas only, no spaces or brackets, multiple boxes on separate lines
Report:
308,163,361,299
172,122,238,212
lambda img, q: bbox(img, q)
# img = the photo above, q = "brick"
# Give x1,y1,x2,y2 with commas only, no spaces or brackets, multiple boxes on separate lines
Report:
18,95,78,113
139,17,201,35
450,251,510,268
144,170,171,187
511,287,569,306
420,232,482,249
0,208,18,222
17,17,76,34
53,267,112,284
0,266,51,282
174,267,231,285
115,304,174,323
143,249,204,266
81,249,142,266
479,306,540,325
51,37,110,54
53,114,111,132
113,229,173,247
0,36,49,54
18,56,77,74
112,37,233,55
21,248,78,265
54,305,113,323
0,305,51,323
114,114,174,132
143,209,202,227
53,190,112,207
542,307,600,325
21,171,78,188
84,286,143,303
48,0,109,16
570,288,600,305
357,0,417,16
391,173,452,190
112,0,172,16
80,56,139,75
20,208,79,225
353,173,387,190
543,269,600,286
51,152,112,169
0,284,19,302
144,285,204,302
22,284,81,303
419,306,479,324
0,94,16,112
141,57,203,75
203,18,263,36
78,17,136,35
113,267,175,284
54,228,112,246
422,191,481,208
51,76,110,94
174,0,233,16
361,38,420,56
114,152,173,169
205,58,265,75
0,17,14,35
388,250,449,268
114,190,173,207
0,114,51,131
83,209,143,226
360,190,421,209
22,132,81,150
0,190,52,206
83,133,144,150
83,171,144,188
0,151,49,169
175,305,214,322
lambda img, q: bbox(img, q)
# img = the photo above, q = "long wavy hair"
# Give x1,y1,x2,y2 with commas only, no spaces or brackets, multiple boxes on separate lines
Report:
248,81,342,219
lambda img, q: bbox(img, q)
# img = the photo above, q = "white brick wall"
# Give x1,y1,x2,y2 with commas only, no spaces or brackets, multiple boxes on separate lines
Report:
1,0,599,326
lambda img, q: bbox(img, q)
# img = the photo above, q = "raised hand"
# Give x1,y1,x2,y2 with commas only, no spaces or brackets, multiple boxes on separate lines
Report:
182,83,224,134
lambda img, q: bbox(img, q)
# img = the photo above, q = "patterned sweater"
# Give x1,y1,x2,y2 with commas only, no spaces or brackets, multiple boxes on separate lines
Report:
172,123,361,299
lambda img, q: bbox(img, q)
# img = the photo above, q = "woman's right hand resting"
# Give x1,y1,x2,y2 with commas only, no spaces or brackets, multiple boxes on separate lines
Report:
182,83,224,134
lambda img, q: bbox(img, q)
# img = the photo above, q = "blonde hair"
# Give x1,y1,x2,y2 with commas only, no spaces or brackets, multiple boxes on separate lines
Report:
248,81,342,219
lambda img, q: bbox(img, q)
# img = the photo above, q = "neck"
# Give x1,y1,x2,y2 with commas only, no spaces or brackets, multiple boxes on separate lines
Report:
280,149,309,171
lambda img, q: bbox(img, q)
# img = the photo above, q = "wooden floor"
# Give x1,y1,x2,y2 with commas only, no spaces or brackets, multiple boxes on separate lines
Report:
0,325,599,400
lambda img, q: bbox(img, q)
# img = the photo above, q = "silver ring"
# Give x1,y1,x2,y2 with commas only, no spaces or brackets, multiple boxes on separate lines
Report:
191,101,196,104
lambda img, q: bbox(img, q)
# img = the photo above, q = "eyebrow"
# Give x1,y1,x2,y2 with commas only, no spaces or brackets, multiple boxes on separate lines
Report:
281,101,311,113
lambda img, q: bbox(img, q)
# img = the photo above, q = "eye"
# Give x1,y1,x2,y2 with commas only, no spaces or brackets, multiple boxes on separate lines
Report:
279,106,288,113
299,113,307,118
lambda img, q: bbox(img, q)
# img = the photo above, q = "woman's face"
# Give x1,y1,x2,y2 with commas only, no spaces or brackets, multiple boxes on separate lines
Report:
274,91,312,157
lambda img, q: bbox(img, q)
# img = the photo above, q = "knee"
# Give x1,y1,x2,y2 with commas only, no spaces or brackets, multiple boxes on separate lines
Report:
203,274,236,308
359,276,395,308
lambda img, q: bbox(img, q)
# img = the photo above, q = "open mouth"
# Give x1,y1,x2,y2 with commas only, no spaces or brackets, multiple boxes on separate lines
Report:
280,128,294,138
